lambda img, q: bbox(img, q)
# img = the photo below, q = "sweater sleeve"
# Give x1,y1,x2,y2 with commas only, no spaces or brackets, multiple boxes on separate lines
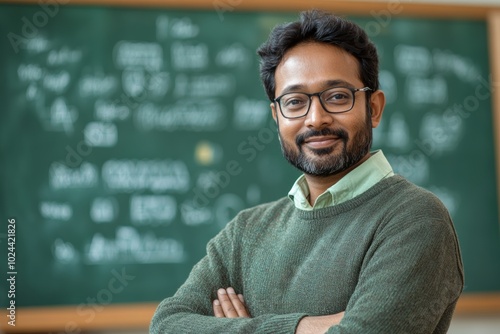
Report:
149,214,307,334
327,200,464,334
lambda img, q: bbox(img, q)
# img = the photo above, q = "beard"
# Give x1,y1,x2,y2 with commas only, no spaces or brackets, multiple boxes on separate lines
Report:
279,116,373,177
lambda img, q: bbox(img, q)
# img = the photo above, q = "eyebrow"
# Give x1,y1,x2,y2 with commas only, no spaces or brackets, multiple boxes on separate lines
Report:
279,79,356,96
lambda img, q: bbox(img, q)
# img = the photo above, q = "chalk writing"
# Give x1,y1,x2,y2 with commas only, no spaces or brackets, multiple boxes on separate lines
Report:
43,70,70,93
135,100,226,131
418,111,463,155
394,44,432,74
171,42,208,70
25,36,50,53
191,74,234,97
148,71,170,97
18,64,43,81
85,227,185,264
196,170,220,191
49,162,99,189
47,47,82,66
122,68,146,98
233,96,269,130
94,99,130,122
40,201,73,221
79,72,117,97
102,159,190,193
26,83,38,100
174,74,235,97
216,43,250,67
49,98,78,133
406,75,448,105
90,197,118,223
181,200,212,226
53,239,78,263
170,17,199,39
84,122,118,147
130,195,177,225
433,49,480,82
114,41,163,71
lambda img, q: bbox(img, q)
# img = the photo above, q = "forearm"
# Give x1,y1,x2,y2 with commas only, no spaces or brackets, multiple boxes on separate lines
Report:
295,312,344,334
150,297,307,334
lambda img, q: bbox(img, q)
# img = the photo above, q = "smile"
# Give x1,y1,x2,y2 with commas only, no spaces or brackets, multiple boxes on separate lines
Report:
303,136,341,149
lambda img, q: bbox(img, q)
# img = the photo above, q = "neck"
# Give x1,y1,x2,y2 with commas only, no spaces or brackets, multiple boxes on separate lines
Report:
304,152,372,206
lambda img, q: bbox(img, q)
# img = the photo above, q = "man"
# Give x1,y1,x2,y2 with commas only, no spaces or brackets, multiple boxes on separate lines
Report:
150,9,463,333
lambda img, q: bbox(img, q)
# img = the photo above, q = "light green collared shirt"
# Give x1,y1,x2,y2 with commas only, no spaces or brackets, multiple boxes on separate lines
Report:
288,150,394,210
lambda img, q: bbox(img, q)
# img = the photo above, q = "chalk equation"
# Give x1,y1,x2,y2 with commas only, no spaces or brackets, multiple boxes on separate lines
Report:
134,99,227,131
84,226,185,264
102,159,190,193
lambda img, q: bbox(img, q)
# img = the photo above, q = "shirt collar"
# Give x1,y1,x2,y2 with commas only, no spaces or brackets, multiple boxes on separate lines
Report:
288,150,394,210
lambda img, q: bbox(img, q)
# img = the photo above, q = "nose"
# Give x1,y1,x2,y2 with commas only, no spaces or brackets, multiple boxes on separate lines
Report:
304,95,334,129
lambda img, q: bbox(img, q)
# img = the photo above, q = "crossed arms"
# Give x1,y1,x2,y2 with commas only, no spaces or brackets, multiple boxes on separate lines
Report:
213,287,345,333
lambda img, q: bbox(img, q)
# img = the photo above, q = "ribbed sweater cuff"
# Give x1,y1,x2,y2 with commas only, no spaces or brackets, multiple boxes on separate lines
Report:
257,313,308,334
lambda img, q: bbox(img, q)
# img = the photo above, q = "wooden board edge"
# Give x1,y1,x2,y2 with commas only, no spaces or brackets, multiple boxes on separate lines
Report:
0,302,158,332
0,295,499,332
488,11,500,234
455,293,500,315
0,0,498,19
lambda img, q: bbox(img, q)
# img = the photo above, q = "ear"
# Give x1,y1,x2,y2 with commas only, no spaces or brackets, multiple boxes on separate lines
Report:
369,90,385,128
271,102,278,123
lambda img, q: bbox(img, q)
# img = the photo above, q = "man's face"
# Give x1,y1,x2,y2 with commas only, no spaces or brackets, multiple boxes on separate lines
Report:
271,42,382,177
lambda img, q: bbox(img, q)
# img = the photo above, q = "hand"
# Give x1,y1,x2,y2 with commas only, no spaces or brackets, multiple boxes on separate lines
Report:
295,312,345,334
213,287,250,318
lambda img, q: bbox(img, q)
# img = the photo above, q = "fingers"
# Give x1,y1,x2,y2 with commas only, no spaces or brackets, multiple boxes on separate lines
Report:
212,287,249,318
226,288,249,317
213,299,224,318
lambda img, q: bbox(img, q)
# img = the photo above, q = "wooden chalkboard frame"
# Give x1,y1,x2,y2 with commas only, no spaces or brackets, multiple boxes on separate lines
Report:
1,0,499,331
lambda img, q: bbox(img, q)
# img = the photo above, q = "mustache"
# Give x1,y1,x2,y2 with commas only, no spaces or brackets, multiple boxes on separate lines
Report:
296,128,349,146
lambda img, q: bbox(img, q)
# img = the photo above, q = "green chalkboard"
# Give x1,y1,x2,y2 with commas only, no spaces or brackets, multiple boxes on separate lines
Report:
0,4,499,309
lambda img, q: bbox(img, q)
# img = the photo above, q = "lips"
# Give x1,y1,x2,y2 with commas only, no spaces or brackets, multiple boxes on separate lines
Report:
304,136,340,149
296,128,348,148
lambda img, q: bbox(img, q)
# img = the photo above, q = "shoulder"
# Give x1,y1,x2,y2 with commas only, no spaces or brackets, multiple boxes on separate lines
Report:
368,175,459,252
372,176,462,260
234,196,294,224
378,175,451,219
221,197,295,238
374,178,462,279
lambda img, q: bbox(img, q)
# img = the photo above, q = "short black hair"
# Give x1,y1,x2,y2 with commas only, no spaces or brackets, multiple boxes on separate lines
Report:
257,9,379,102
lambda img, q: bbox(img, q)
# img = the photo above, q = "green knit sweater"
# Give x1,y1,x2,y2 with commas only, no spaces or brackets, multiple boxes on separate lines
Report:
150,176,464,333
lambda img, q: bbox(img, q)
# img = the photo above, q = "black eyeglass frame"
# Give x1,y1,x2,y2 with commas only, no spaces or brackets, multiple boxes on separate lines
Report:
273,86,372,119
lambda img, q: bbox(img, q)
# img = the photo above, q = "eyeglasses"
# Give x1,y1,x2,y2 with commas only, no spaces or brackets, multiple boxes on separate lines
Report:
274,86,372,119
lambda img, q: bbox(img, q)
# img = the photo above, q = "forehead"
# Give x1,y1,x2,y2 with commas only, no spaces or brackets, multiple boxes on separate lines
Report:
274,42,362,94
